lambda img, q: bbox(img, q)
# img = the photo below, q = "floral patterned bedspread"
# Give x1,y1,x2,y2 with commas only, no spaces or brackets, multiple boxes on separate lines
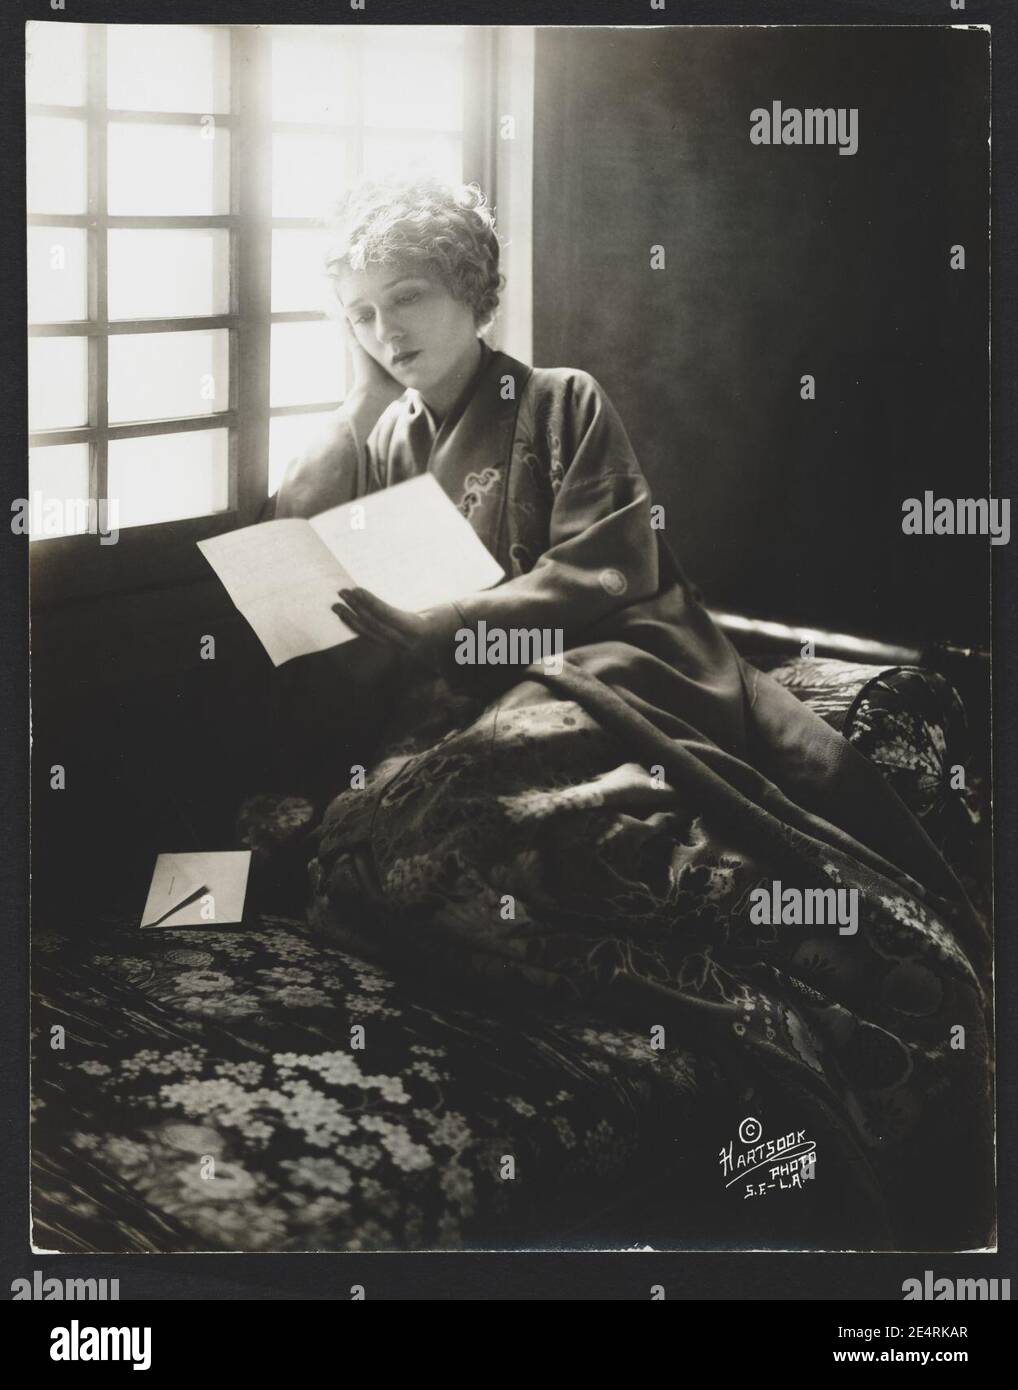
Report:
31,659,983,1253
32,915,717,1252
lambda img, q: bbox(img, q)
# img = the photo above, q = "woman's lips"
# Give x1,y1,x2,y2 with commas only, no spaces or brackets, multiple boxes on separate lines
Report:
392,350,421,368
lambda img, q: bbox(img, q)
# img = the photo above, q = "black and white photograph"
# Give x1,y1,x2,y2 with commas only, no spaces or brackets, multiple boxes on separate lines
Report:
10,0,1013,1316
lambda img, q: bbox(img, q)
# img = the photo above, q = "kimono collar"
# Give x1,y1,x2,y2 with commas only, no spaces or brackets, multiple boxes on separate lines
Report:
420,344,532,561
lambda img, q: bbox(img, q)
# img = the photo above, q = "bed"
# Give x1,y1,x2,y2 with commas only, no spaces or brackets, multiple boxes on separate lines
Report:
31,655,985,1253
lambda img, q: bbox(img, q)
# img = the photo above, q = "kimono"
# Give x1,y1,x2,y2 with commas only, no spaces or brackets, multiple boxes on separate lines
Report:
273,341,993,1250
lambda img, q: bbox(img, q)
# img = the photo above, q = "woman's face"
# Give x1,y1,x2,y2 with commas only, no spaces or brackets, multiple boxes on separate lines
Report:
338,264,481,412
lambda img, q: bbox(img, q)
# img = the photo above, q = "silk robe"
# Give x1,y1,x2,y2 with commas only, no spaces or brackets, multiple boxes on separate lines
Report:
272,342,992,1251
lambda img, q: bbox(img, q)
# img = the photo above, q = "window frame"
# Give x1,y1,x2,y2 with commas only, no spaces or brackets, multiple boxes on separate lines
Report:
28,23,495,609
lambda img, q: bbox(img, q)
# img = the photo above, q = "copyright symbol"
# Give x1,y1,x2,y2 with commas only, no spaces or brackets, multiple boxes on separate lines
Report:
738,1116,762,1144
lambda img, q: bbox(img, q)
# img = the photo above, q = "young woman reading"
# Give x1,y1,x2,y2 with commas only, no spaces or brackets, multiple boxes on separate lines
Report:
270,178,991,1250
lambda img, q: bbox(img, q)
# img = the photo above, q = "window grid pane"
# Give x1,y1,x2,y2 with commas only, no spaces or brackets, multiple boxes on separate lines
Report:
361,41,464,131
108,429,230,528
28,24,474,538
272,132,356,219
107,122,231,216
28,227,89,324
271,34,357,125
271,229,332,314
362,132,462,184
107,25,231,115
268,411,336,495
28,443,92,540
108,330,230,425
26,21,88,106
108,229,231,320
270,320,345,408
29,337,89,432
27,115,88,215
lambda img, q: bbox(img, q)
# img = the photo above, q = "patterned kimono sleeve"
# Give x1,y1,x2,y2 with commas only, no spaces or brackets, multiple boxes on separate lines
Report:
452,371,660,634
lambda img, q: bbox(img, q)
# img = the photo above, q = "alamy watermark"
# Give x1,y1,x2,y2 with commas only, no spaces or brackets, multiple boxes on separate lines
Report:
454,621,565,674
750,101,859,156
11,492,120,545
748,879,859,935
49,1321,151,1371
11,1272,120,1300
901,1272,1011,1301
901,493,1010,545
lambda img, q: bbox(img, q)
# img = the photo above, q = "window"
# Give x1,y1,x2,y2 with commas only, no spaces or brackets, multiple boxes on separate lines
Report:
26,22,490,603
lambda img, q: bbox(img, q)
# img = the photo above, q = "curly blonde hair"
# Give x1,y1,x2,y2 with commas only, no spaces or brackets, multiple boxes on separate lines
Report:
324,177,503,328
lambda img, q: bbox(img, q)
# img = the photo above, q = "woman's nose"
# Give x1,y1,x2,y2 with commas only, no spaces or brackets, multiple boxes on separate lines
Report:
374,310,404,346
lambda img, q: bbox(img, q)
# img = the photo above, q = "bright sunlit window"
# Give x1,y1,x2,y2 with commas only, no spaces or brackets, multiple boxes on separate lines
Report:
26,22,471,552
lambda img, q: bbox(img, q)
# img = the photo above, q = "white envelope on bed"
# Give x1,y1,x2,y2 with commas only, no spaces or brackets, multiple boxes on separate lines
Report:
140,851,252,928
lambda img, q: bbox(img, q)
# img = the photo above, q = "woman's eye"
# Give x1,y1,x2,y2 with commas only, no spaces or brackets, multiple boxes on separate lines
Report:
395,291,420,305
353,312,373,325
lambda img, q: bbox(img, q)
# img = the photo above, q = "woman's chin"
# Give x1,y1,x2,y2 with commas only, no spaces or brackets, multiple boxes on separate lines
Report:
404,368,441,399
389,363,422,389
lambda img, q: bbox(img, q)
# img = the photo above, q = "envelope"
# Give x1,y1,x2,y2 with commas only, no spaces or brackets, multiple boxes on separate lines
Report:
140,851,252,928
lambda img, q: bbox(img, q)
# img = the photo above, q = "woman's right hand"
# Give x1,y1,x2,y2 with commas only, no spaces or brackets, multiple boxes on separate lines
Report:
344,323,405,412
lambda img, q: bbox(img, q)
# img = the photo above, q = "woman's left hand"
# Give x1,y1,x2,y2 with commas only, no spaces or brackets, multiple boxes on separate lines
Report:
332,587,458,666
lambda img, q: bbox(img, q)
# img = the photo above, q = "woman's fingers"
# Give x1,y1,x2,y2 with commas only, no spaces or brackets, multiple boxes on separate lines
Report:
331,601,368,637
344,333,405,400
333,589,414,647
345,587,409,630
339,588,416,645
332,601,392,646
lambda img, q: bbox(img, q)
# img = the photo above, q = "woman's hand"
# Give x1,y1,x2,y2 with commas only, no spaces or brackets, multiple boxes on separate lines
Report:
332,587,460,668
344,324,405,413
334,324,406,463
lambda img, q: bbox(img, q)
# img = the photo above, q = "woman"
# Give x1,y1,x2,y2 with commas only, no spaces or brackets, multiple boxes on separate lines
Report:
273,178,992,1249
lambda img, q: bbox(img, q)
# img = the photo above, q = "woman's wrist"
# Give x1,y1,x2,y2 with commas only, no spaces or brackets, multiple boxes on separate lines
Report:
344,382,403,418
419,602,464,660
341,384,404,459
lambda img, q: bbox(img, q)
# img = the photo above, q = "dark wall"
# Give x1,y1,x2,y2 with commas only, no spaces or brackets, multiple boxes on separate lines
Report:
532,26,990,645
30,578,401,920
30,584,273,917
